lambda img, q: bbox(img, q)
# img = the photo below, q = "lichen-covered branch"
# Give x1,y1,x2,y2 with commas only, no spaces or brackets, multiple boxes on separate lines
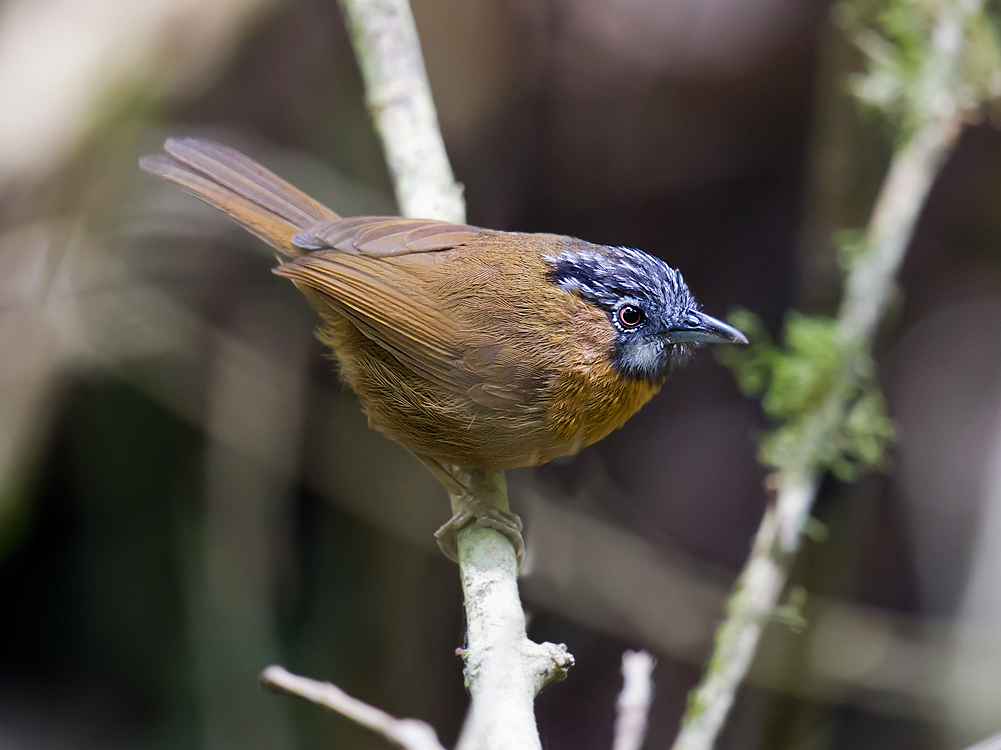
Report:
671,2,996,749
450,469,574,750
336,0,465,223
671,474,820,750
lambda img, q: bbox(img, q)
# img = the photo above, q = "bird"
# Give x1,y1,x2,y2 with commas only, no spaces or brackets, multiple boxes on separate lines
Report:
140,138,747,560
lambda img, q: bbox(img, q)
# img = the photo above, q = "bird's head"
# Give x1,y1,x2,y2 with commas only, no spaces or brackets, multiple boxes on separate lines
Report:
547,243,747,381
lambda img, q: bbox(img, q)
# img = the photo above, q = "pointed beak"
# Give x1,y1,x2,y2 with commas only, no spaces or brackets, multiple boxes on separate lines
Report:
667,311,748,344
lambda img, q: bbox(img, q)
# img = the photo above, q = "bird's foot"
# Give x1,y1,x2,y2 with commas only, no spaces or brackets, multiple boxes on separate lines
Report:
415,455,523,567
434,498,525,567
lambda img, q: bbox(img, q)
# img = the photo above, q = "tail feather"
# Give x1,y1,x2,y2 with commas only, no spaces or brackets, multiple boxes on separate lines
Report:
140,138,340,255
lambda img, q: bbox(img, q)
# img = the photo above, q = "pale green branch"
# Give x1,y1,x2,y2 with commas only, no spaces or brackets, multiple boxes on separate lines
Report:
337,0,465,223
671,2,988,748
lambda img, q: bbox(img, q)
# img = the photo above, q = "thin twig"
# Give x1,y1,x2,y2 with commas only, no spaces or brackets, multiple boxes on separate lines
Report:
337,0,465,223
261,665,446,750
612,651,656,750
671,3,978,749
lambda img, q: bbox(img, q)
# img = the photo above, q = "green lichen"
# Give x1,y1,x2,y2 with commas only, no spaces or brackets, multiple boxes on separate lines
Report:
804,517,830,543
834,228,869,274
835,0,1001,140
684,690,708,723
718,310,895,481
772,586,810,634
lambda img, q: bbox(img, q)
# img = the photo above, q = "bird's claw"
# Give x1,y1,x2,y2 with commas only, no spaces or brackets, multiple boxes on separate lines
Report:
434,500,524,567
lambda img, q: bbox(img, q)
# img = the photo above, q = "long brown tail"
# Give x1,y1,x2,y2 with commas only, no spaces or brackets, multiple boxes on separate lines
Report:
140,138,340,255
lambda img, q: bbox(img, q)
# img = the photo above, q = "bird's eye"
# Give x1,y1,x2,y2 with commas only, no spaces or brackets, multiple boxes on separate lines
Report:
617,305,644,328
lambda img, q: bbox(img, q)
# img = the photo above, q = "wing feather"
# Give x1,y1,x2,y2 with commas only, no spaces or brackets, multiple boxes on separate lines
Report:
291,216,482,256
140,153,306,253
274,254,465,389
164,138,337,227
276,219,539,410
274,250,537,410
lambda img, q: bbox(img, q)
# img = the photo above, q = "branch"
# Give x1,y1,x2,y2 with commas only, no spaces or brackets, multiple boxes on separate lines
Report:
261,666,446,750
612,651,656,750
339,0,576,739
671,3,981,749
450,469,574,750
336,0,465,223
261,4,573,749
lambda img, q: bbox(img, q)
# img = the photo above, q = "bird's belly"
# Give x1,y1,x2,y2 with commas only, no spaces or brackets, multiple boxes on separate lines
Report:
358,364,659,470
321,313,661,470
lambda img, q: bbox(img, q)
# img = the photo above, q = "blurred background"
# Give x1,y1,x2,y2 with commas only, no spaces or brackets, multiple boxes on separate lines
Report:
1,0,1000,748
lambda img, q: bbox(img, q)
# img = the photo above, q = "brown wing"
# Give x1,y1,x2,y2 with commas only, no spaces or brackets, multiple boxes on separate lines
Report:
291,215,483,256
274,250,480,396
275,222,544,410
141,140,550,412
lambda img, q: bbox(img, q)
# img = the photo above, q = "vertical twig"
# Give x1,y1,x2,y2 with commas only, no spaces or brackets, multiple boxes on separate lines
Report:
612,651,656,750
670,3,978,749
337,0,466,223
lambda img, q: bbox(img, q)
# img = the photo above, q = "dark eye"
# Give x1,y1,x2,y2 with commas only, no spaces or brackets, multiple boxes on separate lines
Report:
617,305,644,328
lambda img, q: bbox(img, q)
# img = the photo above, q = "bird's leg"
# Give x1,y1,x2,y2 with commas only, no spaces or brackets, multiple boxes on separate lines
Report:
416,456,524,566
437,497,524,565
